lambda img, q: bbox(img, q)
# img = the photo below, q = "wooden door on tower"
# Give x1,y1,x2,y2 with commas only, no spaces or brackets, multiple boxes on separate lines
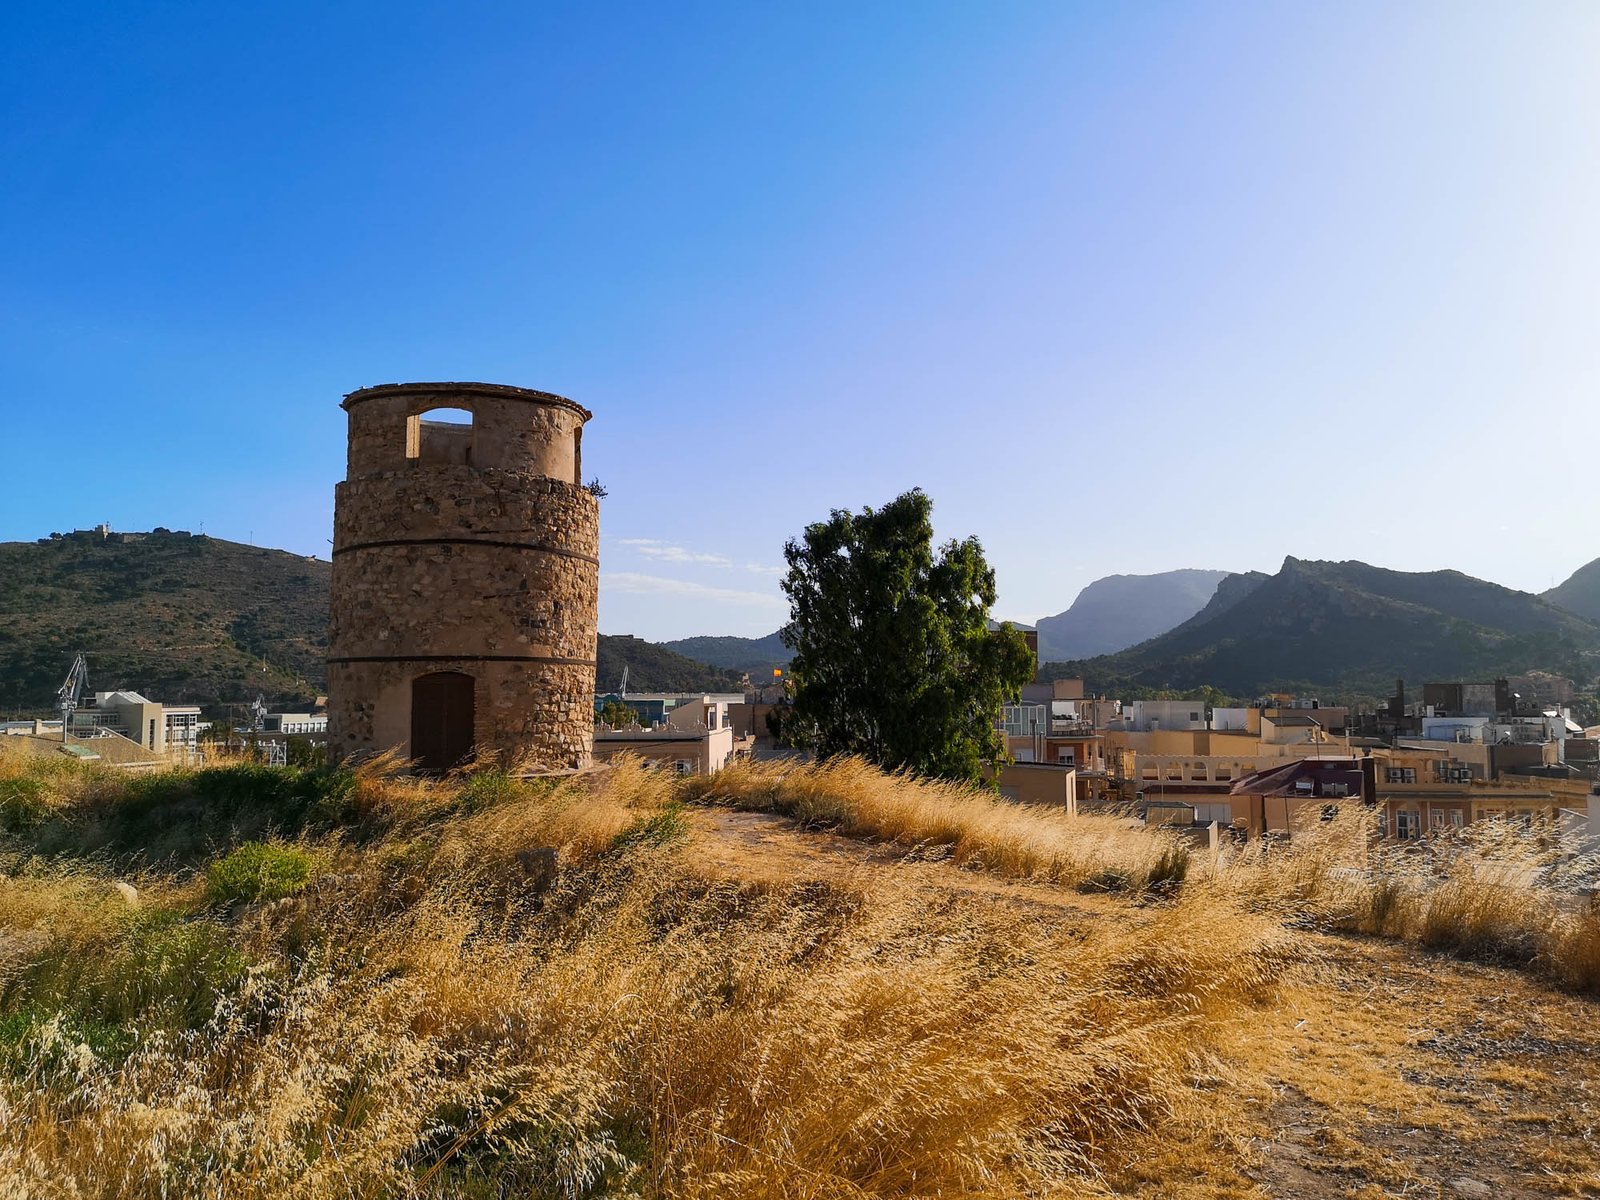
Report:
411,671,475,771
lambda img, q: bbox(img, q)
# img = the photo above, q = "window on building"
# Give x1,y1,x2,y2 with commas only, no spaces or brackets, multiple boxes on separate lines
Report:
1215,764,1233,781
1189,711,1201,722
1431,808,1463,830
1194,803,1232,825
1166,763,1182,780
1191,762,1209,781
1396,810,1420,839
1057,748,1075,766
999,705,1047,738
1385,767,1417,784
406,407,475,465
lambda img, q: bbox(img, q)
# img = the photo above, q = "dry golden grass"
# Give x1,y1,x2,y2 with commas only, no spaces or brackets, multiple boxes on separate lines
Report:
685,758,1600,996
1207,810,1600,994
2,747,1597,1197
0,753,1305,1198
682,756,1191,892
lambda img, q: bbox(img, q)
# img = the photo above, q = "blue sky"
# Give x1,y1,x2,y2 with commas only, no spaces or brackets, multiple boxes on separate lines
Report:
4,1,1599,640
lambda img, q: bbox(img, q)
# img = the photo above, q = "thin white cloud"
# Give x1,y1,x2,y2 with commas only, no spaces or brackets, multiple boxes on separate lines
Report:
602,572,788,609
744,563,786,577
643,546,732,566
614,537,733,566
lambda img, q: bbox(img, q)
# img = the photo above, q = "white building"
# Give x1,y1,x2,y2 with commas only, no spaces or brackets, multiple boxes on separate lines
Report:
72,691,206,754
262,712,328,735
1125,700,1209,733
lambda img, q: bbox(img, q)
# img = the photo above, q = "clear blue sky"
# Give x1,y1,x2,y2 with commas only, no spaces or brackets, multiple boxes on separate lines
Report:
4,1,1598,640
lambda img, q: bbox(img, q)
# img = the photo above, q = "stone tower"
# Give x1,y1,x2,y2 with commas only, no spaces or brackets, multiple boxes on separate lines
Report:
327,382,598,770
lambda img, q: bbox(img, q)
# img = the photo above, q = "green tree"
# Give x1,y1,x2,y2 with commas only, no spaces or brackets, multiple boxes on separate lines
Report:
597,698,637,729
779,489,1034,784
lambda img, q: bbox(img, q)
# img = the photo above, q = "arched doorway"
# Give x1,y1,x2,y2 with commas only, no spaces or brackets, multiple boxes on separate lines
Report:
411,671,475,771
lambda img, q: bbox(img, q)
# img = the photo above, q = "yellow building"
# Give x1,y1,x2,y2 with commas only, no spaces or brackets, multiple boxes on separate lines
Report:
1371,747,1573,837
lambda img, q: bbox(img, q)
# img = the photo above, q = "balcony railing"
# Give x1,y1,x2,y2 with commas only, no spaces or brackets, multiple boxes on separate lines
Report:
1049,719,1096,736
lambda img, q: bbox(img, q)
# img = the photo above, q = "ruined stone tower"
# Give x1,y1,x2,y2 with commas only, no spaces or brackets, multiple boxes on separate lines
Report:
327,382,598,770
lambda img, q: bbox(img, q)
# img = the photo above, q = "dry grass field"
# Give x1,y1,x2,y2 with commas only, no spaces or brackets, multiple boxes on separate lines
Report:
0,748,1596,1198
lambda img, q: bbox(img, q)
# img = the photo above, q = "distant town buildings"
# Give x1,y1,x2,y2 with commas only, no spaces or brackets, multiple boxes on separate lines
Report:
71,690,206,754
1042,674,1600,842
591,691,753,775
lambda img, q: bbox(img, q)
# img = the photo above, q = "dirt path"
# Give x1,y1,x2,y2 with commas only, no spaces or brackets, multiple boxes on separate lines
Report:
1238,936,1600,1199
685,806,1125,916
684,807,1600,1200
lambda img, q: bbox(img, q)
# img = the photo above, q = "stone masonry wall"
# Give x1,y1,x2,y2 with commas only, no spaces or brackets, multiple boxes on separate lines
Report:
334,469,599,558
327,659,596,771
329,383,599,770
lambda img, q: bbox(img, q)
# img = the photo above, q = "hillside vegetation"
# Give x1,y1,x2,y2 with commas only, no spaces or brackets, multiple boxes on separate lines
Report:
594,635,742,694
1545,554,1600,621
0,532,329,711
660,631,789,676
0,534,740,712
1056,557,1600,698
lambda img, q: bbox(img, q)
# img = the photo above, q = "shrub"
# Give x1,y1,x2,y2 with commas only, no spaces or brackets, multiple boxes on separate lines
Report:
0,775,51,829
456,769,521,813
1545,907,1600,993
204,841,315,906
1144,843,1191,894
194,764,356,826
101,911,249,1031
612,800,689,849
1417,873,1545,964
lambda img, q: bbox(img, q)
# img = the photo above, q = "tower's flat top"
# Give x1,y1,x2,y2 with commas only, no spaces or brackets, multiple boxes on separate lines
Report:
342,381,591,419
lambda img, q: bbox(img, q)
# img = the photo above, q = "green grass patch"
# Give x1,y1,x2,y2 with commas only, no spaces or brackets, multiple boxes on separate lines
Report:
205,841,317,905
0,908,250,1069
456,769,521,814
613,801,689,849
0,775,52,829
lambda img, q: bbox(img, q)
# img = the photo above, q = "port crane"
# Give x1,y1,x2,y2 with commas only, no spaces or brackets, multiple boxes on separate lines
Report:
57,653,87,744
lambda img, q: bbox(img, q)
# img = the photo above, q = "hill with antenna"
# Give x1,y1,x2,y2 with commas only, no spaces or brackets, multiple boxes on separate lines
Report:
0,530,739,712
0,530,331,711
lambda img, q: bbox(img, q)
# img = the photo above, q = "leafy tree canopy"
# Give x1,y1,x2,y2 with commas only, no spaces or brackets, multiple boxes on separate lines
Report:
597,698,638,729
779,489,1034,784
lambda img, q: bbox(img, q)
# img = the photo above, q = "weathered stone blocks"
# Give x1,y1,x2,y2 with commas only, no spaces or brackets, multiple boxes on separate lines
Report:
327,382,598,770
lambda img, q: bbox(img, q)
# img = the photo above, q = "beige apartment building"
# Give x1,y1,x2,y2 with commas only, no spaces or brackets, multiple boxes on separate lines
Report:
592,724,743,776
994,761,1077,812
1370,746,1582,837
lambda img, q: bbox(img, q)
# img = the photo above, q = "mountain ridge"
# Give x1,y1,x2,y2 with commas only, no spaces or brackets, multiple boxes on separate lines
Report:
660,631,789,675
1544,556,1600,622
1035,569,1233,660
1054,557,1600,698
